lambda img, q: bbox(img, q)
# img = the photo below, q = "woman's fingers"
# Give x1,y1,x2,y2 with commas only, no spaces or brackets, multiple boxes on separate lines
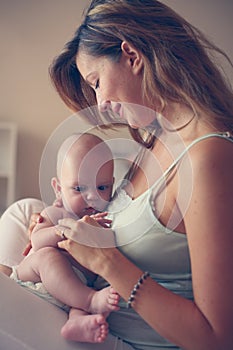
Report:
57,217,116,248
22,241,32,256
57,239,70,250
23,212,44,255
57,237,111,275
57,239,98,273
28,213,43,236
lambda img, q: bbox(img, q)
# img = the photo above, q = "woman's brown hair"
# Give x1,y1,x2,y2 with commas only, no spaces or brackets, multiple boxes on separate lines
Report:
50,0,233,146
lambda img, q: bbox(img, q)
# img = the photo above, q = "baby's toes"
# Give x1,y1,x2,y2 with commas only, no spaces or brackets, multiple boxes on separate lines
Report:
108,292,120,310
96,323,109,343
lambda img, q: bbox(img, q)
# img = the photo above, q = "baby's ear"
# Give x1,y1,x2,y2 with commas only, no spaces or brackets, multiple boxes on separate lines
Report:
51,177,62,199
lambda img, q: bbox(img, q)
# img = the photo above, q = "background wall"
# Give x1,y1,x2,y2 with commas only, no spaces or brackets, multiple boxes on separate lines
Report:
0,0,232,204
0,0,91,203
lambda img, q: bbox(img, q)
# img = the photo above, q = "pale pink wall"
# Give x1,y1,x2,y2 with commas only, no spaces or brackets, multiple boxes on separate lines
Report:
162,0,233,66
0,0,91,201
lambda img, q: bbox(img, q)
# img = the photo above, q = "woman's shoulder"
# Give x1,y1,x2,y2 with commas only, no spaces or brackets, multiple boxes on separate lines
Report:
182,133,233,234
186,133,233,187
188,132,233,164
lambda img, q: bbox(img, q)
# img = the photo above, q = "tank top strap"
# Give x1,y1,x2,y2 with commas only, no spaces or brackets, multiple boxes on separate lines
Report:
150,132,233,192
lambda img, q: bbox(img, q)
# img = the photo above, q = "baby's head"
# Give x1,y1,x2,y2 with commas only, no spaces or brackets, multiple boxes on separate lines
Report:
52,133,114,218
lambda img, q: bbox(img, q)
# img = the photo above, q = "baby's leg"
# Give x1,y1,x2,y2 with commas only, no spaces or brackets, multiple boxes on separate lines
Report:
17,247,120,314
15,254,42,283
61,308,109,343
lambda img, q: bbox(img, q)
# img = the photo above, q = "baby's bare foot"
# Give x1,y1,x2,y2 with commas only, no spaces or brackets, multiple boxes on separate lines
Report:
61,313,108,343
89,286,120,314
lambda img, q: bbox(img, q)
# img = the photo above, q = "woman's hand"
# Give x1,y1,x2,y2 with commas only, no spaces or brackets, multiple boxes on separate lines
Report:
57,215,115,247
57,216,144,315
56,215,116,275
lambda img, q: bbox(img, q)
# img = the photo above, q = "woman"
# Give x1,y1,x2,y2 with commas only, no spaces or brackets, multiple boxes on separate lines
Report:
50,0,233,349
1,0,233,349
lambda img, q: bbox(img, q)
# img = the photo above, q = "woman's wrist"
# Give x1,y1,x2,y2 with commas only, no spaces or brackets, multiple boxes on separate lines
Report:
95,246,121,279
99,247,145,303
127,271,150,308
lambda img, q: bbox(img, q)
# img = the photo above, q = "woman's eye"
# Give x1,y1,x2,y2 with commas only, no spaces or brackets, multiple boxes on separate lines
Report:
95,80,100,90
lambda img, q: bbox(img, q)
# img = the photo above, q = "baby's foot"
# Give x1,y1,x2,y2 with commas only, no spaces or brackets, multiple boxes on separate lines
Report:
89,286,120,314
61,313,108,343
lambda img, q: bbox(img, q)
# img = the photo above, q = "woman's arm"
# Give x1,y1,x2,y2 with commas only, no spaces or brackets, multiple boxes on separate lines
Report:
58,223,215,350
58,139,233,350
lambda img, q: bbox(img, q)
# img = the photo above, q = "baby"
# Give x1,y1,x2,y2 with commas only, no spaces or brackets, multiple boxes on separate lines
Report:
10,133,119,343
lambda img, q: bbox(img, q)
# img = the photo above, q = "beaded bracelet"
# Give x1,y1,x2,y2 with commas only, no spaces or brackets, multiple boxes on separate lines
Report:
127,271,150,308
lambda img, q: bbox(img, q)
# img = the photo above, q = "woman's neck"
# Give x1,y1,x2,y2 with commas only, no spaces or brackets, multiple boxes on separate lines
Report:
158,102,222,143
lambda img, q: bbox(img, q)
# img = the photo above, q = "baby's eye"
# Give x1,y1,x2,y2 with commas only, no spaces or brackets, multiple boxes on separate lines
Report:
73,186,86,192
97,185,108,191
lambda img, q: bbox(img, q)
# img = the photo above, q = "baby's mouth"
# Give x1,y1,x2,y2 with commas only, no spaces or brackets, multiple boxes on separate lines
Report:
84,207,98,215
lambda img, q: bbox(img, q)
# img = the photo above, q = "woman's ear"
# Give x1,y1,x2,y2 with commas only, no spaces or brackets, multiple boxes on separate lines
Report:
121,41,143,74
51,177,62,199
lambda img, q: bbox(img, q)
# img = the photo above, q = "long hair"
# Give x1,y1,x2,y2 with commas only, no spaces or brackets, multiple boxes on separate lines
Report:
50,0,233,147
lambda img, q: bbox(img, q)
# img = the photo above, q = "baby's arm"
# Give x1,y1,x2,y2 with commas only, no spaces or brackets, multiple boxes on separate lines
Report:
30,206,64,251
27,210,111,253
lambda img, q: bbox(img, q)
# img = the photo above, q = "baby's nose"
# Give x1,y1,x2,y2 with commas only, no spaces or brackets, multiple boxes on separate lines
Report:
85,189,99,202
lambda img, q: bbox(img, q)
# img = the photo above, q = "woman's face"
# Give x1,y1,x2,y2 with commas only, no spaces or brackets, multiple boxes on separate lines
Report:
76,48,156,129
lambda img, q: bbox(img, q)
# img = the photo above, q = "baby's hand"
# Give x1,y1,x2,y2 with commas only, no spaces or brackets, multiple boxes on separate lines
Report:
90,212,112,228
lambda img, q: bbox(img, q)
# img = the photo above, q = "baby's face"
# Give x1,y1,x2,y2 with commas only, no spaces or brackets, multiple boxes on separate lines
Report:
59,143,114,218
